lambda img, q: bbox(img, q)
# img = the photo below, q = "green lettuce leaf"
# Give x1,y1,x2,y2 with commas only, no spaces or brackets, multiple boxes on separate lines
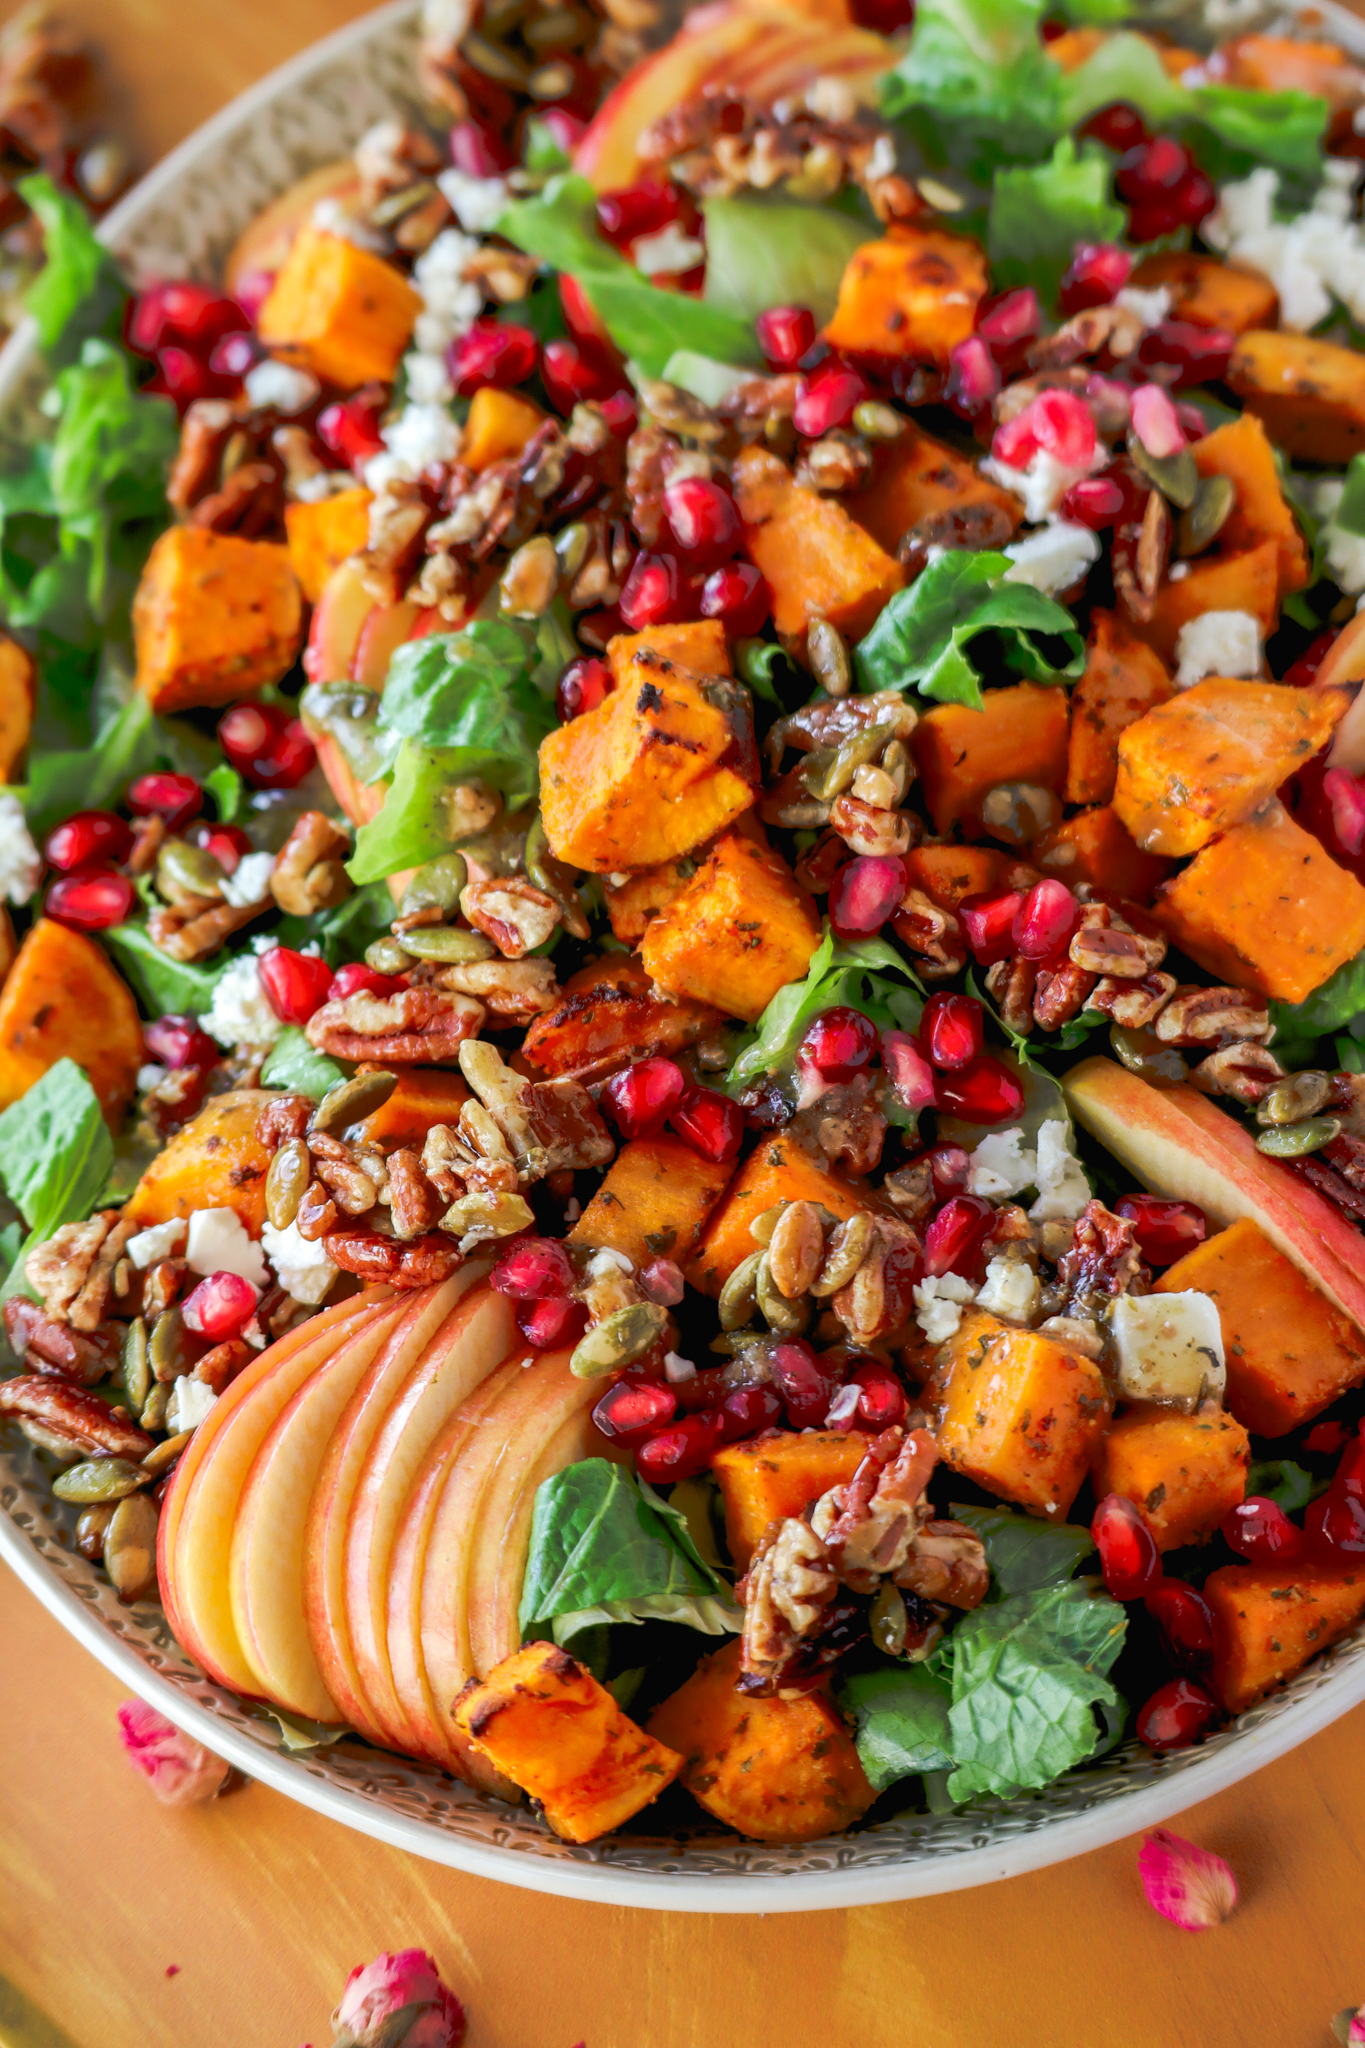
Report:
701,196,875,329
20,689,163,842
840,1662,955,1791
100,923,229,1019
259,1027,349,1100
1190,84,1327,187
725,926,924,1095
950,1502,1094,1597
272,880,397,966
1057,29,1191,132
378,620,552,759
204,762,244,823
19,173,125,362
881,0,1062,179
854,549,1084,709
0,1060,114,1303
988,137,1125,302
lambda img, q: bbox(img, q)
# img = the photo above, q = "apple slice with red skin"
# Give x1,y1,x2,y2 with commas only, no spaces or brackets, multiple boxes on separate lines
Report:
303,556,375,689
351,597,421,688
1063,1057,1365,1333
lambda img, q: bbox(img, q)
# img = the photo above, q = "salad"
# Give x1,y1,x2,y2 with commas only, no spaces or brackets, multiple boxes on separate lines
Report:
3,0,1365,1851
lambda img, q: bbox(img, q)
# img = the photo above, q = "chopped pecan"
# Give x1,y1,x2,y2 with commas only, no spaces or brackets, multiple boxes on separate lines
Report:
795,431,873,495
296,1180,339,1242
1188,1042,1285,1104
893,1518,990,1609
1055,1199,1147,1317
190,458,282,537
460,876,560,959
1026,302,1144,369
142,1063,211,1138
893,889,967,982
1325,1129,1365,1194
462,243,539,303
567,510,629,609
269,810,350,917
1069,914,1166,979
1135,488,1169,603
304,986,485,1063
167,398,241,511
255,1095,314,1147
324,1228,464,1287
387,1148,444,1239
1328,1071,1365,1134
882,1158,935,1228
126,813,166,876
829,792,912,859
1290,1155,1365,1223
739,1517,838,1693
149,895,268,962
434,957,559,1019
1032,950,1096,1031
796,1073,887,1178
814,1425,938,1586
1154,986,1273,1049
308,1132,381,1216
67,1215,138,1333
898,501,1017,576
986,955,1037,1037
354,117,442,206
766,687,916,769
1085,970,1177,1029
0,1375,154,1460
460,1040,615,1181
25,1214,118,1324
359,480,432,602
2,1297,120,1385
272,424,329,496
191,1337,253,1393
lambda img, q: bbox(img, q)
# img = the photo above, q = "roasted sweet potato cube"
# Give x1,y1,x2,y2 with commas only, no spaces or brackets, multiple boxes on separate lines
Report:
460,385,546,472
257,227,421,388
1031,806,1170,905
1132,540,1279,668
0,919,141,1125
931,1309,1112,1518
1155,1218,1365,1436
904,842,1034,911
602,858,693,944
452,1641,684,1843
712,1429,868,1568
0,633,34,782
570,1135,733,1269
607,620,730,687
733,446,903,640
912,683,1070,837
646,1639,874,1841
849,419,1022,558
1114,679,1345,857
126,1089,276,1236
822,227,988,366
1065,608,1173,807
521,954,723,1078
351,1066,469,1150
1192,413,1309,600
1204,1560,1365,1713
538,659,752,872
639,833,820,1023
1130,251,1279,334
1227,330,1365,464
1091,1403,1249,1552
1216,30,1360,100
688,1133,871,1296
1153,800,1365,1003
133,526,303,714
284,487,373,603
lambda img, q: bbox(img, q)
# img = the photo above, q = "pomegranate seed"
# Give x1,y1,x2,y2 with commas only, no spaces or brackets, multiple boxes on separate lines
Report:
200,825,252,873
663,476,739,562
1305,1418,1354,1455
46,867,134,931
771,1340,843,1429
207,330,257,379
1306,1487,1365,1556
592,1378,678,1444
143,1015,218,1069
127,281,247,355
922,1195,995,1279
670,1366,725,1414
849,0,916,25
976,288,1041,349
596,178,681,245
1118,136,1191,203
449,118,514,176
1334,1434,1365,1498
718,1383,784,1441
848,1360,907,1431
317,393,386,473
991,409,1040,470
1032,388,1097,467
538,107,587,157
829,855,906,940
326,962,405,1001
182,1269,258,1340
1087,372,1134,429
447,318,538,396
218,702,316,789
1079,102,1149,155
799,1005,879,1083
945,335,999,417
128,772,202,832
555,655,611,722
671,1085,743,1165
700,561,769,634
756,304,816,369
541,338,618,413
635,1412,721,1483
793,360,869,438
43,809,132,872
490,1236,575,1300
1091,1492,1162,1599
597,390,637,437
1137,1676,1220,1751
1114,1194,1206,1267
1060,474,1126,528
1145,1580,1215,1667
1058,241,1133,316
1322,768,1365,858
1222,1495,1305,1563
958,890,1024,964
1283,629,1337,691
921,991,984,1071
927,1144,970,1198
604,1057,686,1139
1126,199,1186,243
880,1030,937,1113
1174,167,1217,226
936,1056,1026,1125
1137,320,1232,391
1012,878,1079,959
517,1296,586,1348
258,947,334,1025
156,345,236,410
618,551,684,630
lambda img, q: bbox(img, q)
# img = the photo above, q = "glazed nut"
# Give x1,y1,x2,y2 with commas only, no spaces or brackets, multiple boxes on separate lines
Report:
460,876,561,959
569,1302,669,1378
1068,922,1165,979
1188,1042,1284,1104
52,1457,149,1506
810,1210,875,1297
310,1069,398,1136
830,792,911,859
755,1251,810,1334
1154,987,1273,1047
270,810,352,917
265,1137,312,1229
766,1201,825,1299
499,535,560,618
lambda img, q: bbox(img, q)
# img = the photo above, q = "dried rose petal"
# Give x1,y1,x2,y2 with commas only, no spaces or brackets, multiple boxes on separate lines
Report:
1350,2013,1365,2046
117,1699,230,1806
332,1949,466,2048
1138,1828,1238,1931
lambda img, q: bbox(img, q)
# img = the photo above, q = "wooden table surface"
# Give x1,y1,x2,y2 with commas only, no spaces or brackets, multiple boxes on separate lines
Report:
3,4,1365,2043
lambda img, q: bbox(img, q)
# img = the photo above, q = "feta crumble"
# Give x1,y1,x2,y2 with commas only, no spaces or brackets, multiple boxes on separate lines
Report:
1113,284,1173,329
219,849,277,908
0,791,41,905
243,359,319,414
186,1207,269,1288
362,226,484,491
205,954,284,1050
632,224,706,277
1308,477,1365,596
437,166,509,234
1174,609,1263,689
260,1218,339,1306
1204,160,1365,332
967,1128,1037,1200
1027,1119,1090,1222
975,1254,1041,1323
980,448,1104,525
312,196,387,253
913,1272,977,1343
825,1382,863,1427
1110,1290,1226,1411
127,1218,187,1270
663,1351,696,1383
1002,520,1100,596
166,1378,219,1433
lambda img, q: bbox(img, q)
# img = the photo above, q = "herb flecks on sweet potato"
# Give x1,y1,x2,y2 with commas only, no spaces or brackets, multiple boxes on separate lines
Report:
351,1067,470,1150
712,1429,868,1569
1091,1403,1249,1552
1130,251,1279,334
569,1134,733,1269
905,843,1035,910
126,1089,278,1236
1226,329,1365,464
822,226,988,367
1031,806,1170,904
257,227,421,389
733,445,903,640
1132,540,1279,668
0,634,34,783
1205,1560,1365,1713
1065,609,1173,808
912,683,1070,837
284,487,373,603
607,620,730,688
521,954,723,1078
133,526,304,715
849,420,1022,558
0,919,142,1125
930,1309,1112,1518
688,1133,872,1296
1191,412,1309,600
639,832,820,1023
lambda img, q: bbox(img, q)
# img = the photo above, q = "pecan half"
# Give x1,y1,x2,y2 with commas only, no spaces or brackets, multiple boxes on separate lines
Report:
1055,1199,1147,1316
434,957,559,1019
739,1517,838,1694
167,398,241,511
190,459,282,538
460,876,561,959
191,1337,253,1393
0,1376,154,1460
1032,951,1095,1031
894,1518,991,1609
1084,971,1177,1029
829,792,912,859
324,1229,463,1287
2,1297,120,1385
986,955,1037,1037
149,895,269,962
308,1132,380,1216
256,1095,314,1147
25,1214,117,1324
305,986,485,1063
1069,916,1166,979
1188,1042,1285,1104
892,889,967,981
1154,986,1273,1048
269,811,351,917
387,1149,444,1240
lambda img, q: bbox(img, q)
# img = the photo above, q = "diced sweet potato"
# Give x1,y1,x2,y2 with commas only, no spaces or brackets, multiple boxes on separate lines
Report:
0,633,34,782
1113,679,1345,857
521,953,723,1078
1091,1403,1249,1552
904,842,1034,911
452,1641,683,1843
822,227,988,367
1226,330,1365,465
602,857,694,944
284,487,373,603
0,919,142,1125
1132,540,1279,668
1130,251,1278,334
733,445,903,640
1216,32,1361,104
1204,1560,1365,1714
912,683,1070,837
930,1309,1112,1518
688,1133,871,1296
133,526,303,714
1065,608,1173,807
1031,806,1170,904
1153,799,1365,1003
570,1135,733,1269
257,227,421,388
126,1089,276,1235
350,1066,469,1150
639,832,820,1023
606,620,730,688
646,1638,874,1841
1192,413,1309,600
1155,1217,1365,1436
848,419,1022,558
538,656,752,872
712,1429,868,1568
460,385,546,472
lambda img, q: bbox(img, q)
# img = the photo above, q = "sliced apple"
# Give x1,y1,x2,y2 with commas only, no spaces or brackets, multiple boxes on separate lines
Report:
1063,1057,1365,1333
302,556,376,688
351,598,421,688
225,160,363,293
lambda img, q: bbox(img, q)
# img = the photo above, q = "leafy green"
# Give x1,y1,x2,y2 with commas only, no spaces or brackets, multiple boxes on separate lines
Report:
101,922,229,1017
726,927,923,1095
701,196,875,329
854,549,1084,710
1246,1459,1320,1513
0,1060,114,1303
273,881,397,966
204,762,244,823
950,1502,1094,1597
20,690,161,842
881,0,1062,180
841,1663,954,1791
519,1459,739,1642
988,137,1126,302
259,1028,349,1100
19,174,125,363
1191,85,1327,188
1057,29,1190,133
734,638,790,705
1268,948,1365,1046
523,116,572,174
496,174,761,376
660,350,749,407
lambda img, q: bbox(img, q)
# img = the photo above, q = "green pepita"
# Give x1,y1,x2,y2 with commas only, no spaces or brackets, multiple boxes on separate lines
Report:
802,722,897,802
397,925,498,964
399,853,468,917
1110,1024,1189,1087
365,935,416,975
104,1491,159,1602
525,814,590,941
718,1248,764,1331
869,1582,908,1657
75,1503,115,1561
1128,430,1199,510
569,1302,669,1378
461,28,530,85
748,1203,788,1248
443,1190,536,1241
157,838,226,904
149,1307,195,1384
1256,1070,1331,1127
140,1381,170,1432
121,1317,151,1418
53,1457,148,1505
811,1210,875,1297
499,534,559,617
851,400,903,441
1255,1116,1341,1158
265,1137,312,1229
807,617,851,698
553,521,591,580
141,1431,193,1478
311,1069,398,1135
1177,473,1235,556
755,1251,810,1334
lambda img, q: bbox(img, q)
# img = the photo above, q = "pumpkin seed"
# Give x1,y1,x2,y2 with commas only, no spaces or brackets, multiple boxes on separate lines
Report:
140,1381,169,1432
879,738,911,804
852,400,903,441
869,1583,908,1657
460,28,529,84
141,1430,193,1478
157,838,226,903
569,1302,669,1378
719,1248,764,1331
365,935,416,974
1127,429,1199,510
1177,473,1235,556
525,814,590,941
311,1069,398,1136
121,1317,151,1418
500,534,559,617
553,521,591,580
767,1201,825,1299
265,1136,312,1229
1109,1024,1189,1087
104,1491,159,1602
528,57,575,98
1255,1116,1341,1158
443,1190,536,1242
150,1307,195,1383
807,617,851,698
811,1211,875,1297
1256,1070,1331,1127
400,852,468,916
75,1503,114,1561
53,1457,148,1505
802,721,897,801
755,1251,810,1334
370,179,440,225
398,925,498,964
748,1203,788,1247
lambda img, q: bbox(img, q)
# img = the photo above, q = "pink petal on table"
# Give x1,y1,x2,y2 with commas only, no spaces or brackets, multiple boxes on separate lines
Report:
1138,1828,1238,1930
332,1950,466,2048
117,1699,230,1806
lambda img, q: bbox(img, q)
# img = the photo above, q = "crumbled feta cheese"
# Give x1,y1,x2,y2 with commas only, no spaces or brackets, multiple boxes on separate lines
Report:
1205,162,1365,332
1027,1119,1090,1222
127,1218,187,1269
405,351,454,406
663,1351,696,1383
1114,284,1173,329
1327,524,1365,596
967,1128,1037,1200
587,1248,634,1279
981,450,1103,525
913,1272,977,1344
1110,1290,1226,1411
312,196,387,252
219,849,276,908
292,470,339,504
865,134,897,182
137,1063,167,1093
186,1207,269,1288
243,359,319,414
437,166,509,234
0,791,41,905
825,1382,862,1427
1002,521,1100,597
975,1254,1041,1323
260,1218,339,1306
632,223,706,277
1174,609,1263,688
381,402,463,475
205,954,284,1049
166,1378,219,1433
